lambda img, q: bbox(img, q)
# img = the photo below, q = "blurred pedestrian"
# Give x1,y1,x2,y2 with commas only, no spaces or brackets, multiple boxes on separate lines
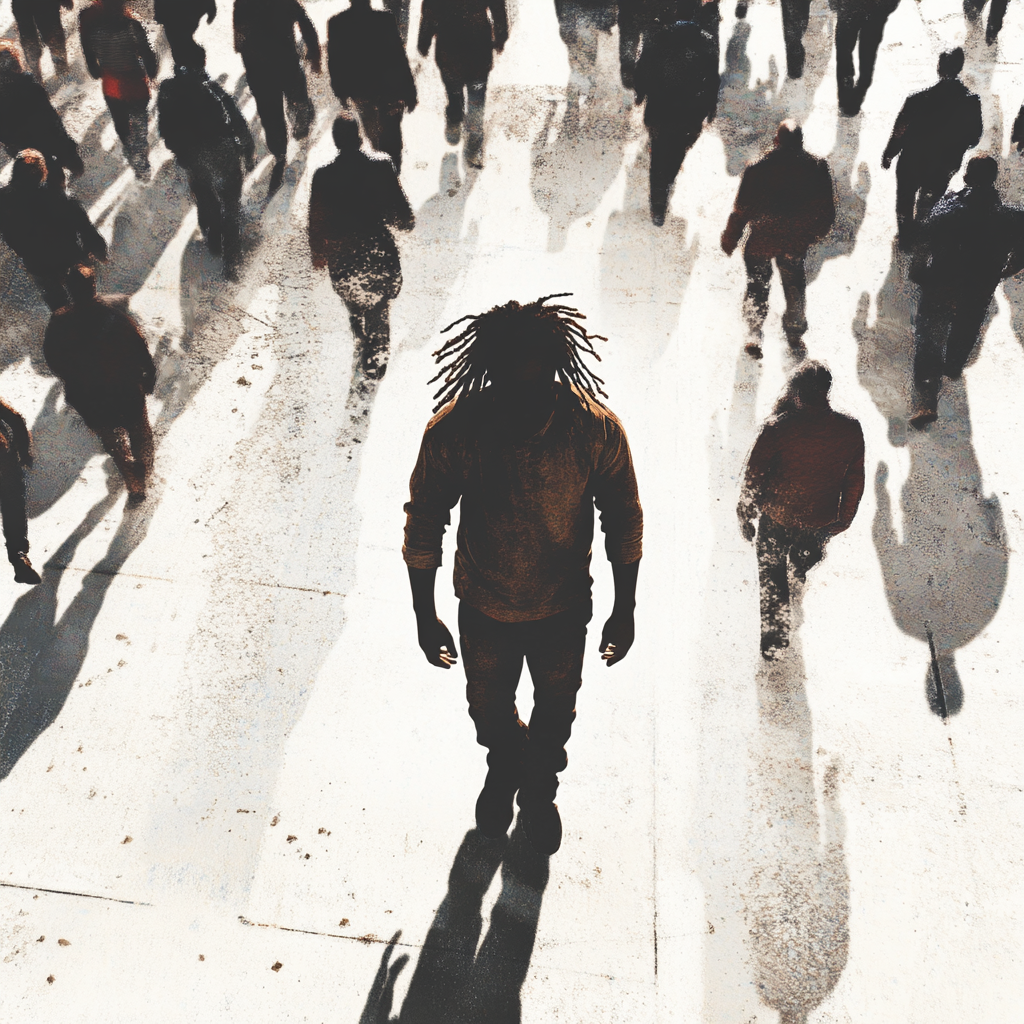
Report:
0,399,41,585
155,0,217,67
963,0,1009,46
12,0,72,80
831,0,901,116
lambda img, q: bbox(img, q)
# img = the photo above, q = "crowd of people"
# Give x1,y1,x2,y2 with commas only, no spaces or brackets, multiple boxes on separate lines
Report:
0,0,1020,855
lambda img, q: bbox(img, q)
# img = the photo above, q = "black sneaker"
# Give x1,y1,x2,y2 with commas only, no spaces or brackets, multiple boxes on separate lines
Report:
11,554,40,585
519,802,562,855
476,783,515,840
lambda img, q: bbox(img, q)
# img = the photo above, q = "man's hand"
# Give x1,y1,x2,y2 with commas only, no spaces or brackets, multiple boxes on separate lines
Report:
599,608,635,667
881,154,892,170
721,229,737,256
416,613,458,668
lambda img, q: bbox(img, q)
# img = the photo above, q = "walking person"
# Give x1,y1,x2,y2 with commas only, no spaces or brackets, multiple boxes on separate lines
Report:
155,0,218,67
308,115,414,380
721,121,835,358
831,0,902,116
327,0,418,173
403,295,643,855
43,266,156,503
882,48,982,248
79,0,159,179
0,399,41,585
963,0,1010,46
738,361,864,659
12,0,72,80
158,48,256,279
233,0,320,190
908,156,1024,428
417,0,508,168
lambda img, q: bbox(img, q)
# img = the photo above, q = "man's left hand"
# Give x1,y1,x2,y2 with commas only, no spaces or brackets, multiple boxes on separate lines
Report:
599,609,635,667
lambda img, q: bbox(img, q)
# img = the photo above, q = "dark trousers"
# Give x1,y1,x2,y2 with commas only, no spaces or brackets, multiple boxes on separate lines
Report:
440,71,487,156
105,95,151,173
94,414,154,497
188,151,244,264
13,0,68,77
351,98,405,173
0,442,29,562
30,270,71,312
244,59,313,159
756,514,825,647
743,251,808,340
964,0,1009,40
648,121,703,219
458,601,590,809
835,7,892,101
895,160,954,237
781,0,812,77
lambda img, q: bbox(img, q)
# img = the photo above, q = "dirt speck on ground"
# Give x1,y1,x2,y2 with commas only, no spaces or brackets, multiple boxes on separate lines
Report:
271,961,283,972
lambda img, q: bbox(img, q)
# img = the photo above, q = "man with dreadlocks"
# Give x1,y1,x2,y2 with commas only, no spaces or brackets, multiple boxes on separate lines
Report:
402,295,643,856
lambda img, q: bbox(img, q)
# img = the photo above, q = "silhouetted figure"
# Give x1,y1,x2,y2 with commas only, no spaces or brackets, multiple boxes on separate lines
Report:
0,150,107,311
12,0,71,80
158,50,255,279
309,116,414,380
1009,97,1024,154
964,0,1008,46
781,0,811,79
403,296,643,855
43,266,155,503
555,0,617,96
155,0,217,67
721,121,835,358
233,0,320,186
328,0,417,173
738,362,864,659
0,399,41,585
0,43,84,179
908,156,1024,428
619,0,719,90
831,0,900,116
882,49,982,246
79,0,159,179
418,0,508,168
634,14,719,226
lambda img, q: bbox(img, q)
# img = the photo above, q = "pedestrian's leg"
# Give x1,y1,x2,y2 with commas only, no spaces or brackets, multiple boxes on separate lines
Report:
380,109,405,173
105,96,133,155
463,79,487,168
95,426,145,496
126,413,154,494
189,168,222,254
834,14,857,108
36,0,68,74
911,289,950,427
756,516,791,657
440,69,466,143
944,292,991,379
31,272,70,312
855,9,890,99
986,0,1008,42
361,299,392,380
247,71,288,160
777,253,808,347
789,529,826,582
220,161,245,276
963,0,985,21
781,0,811,78
353,99,385,159
127,99,151,178
742,252,773,354
459,602,531,838
0,443,37,583
283,62,314,141
894,162,919,243
13,0,43,79
916,172,955,225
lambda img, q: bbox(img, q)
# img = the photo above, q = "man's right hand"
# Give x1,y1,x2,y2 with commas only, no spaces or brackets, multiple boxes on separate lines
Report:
881,154,892,170
416,614,458,668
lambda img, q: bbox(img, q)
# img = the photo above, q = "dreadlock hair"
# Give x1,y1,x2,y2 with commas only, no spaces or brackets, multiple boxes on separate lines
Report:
428,293,608,413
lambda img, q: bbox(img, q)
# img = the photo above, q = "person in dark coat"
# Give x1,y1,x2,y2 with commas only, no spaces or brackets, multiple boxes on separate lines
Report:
418,0,508,167
12,0,72,80
158,49,256,278
0,150,107,311
0,399,41,585
233,0,320,183
963,0,1009,46
44,265,156,502
908,156,1024,428
0,43,84,179
327,0,417,173
739,361,864,659
619,0,719,89
882,49,982,247
780,0,811,79
831,0,901,116
633,14,719,226
79,0,159,179
308,115,414,380
721,121,835,357
155,0,217,67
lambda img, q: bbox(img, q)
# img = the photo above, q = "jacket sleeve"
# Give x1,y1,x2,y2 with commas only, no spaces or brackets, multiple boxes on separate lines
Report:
832,423,865,535
378,163,415,230
417,0,437,56
722,167,756,252
402,422,464,569
0,399,32,465
740,423,778,515
219,84,256,159
294,0,321,59
206,0,218,22
134,21,159,79
882,99,911,162
128,318,157,393
489,0,509,49
591,414,643,564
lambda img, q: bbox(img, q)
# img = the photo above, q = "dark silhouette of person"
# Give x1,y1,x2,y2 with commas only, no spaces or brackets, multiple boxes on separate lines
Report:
619,0,719,90
0,399,41,585
309,115,414,380
403,295,643,855
417,0,508,168
781,0,812,79
79,0,159,179
882,48,982,247
158,49,256,279
555,0,618,97
964,0,1009,46
908,155,1024,429
12,0,72,80
721,121,835,358
233,0,320,184
830,0,901,116
1009,96,1024,154
0,43,84,180
43,266,156,503
154,0,217,67
738,361,864,659
0,150,107,311
633,12,719,226
328,0,418,173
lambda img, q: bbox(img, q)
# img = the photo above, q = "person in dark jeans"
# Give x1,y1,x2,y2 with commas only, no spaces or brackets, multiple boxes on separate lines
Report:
0,399,41,585
963,0,1010,46
403,295,643,855
781,0,811,79
721,121,835,358
155,0,218,67
738,362,864,659
831,0,901,116
12,0,72,80
882,48,982,248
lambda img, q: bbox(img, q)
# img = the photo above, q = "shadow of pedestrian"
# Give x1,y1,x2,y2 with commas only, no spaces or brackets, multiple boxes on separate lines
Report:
359,823,551,1024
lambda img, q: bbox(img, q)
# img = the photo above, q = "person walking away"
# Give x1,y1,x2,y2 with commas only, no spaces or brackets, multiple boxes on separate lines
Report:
155,0,217,67
831,0,901,116
403,295,643,855
738,361,864,659
0,399,41,585
721,121,835,359
418,0,508,168
12,0,72,80
328,0,417,173
963,0,1010,46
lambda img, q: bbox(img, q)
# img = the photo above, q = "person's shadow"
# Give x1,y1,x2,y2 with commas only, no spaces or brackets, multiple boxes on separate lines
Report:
359,823,551,1024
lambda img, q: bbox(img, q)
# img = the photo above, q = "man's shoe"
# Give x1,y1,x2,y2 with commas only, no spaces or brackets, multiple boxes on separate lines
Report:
11,554,40,585
476,783,515,840
519,802,562,856
744,341,763,360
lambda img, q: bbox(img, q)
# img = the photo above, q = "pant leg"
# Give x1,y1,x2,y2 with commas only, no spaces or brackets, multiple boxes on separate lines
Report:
219,159,244,267
834,13,857,90
246,67,288,159
518,605,590,808
95,425,145,495
440,69,466,123
781,0,812,78
913,287,952,412
987,0,1009,39
894,160,920,237
756,514,792,647
31,271,70,312
188,165,223,253
13,0,43,78
126,98,151,172
378,108,405,173
648,124,699,219
915,171,955,224
459,602,531,792
944,291,992,378
963,0,986,18
742,252,774,337
0,445,29,561
353,99,387,160
105,96,133,151
125,412,154,489
855,8,890,95
464,79,487,160
776,253,808,339
282,60,314,141
34,0,68,72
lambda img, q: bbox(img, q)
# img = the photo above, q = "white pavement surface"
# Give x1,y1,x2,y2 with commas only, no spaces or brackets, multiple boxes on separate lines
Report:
0,0,1022,1020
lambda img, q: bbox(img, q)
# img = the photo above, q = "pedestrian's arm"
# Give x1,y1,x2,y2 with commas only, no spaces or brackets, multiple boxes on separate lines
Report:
882,105,908,168
417,0,437,56
206,0,218,23
407,567,458,667
326,24,349,101
135,22,159,80
222,86,256,167
831,435,865,536
737,427,774,540
0,399,32,467
490,0,509,52
294,1,322,72
382,166,415,231
132,325,157,395
1013,103,1024,152
809,162,837,240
